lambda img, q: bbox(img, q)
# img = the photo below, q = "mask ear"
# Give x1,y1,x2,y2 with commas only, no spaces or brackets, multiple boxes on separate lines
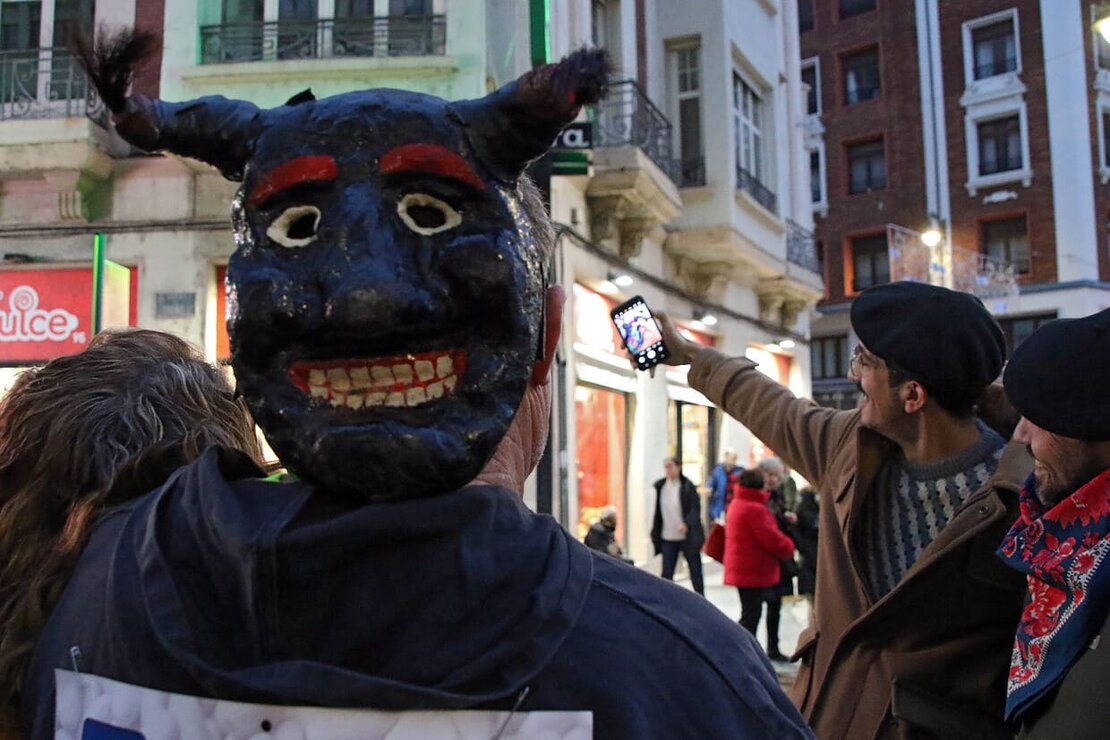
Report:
531,285,565,386
450,48,610,183
75,27,260,180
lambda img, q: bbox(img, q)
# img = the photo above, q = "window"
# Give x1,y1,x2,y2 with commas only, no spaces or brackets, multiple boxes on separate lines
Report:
810,150,823,203
842,47,880,104
222,0,263,23
978,115,1022,175
670,43,704,187
733,72,765,182
981,216,1030,275
850,233,889,291
812,335,849,380
1102,109,1110,170
998,313,1055,356
840,0,875,20
970,16,1018,80
799,0,814,33
847,138,885,194
0,0,93,106
801,59,819,115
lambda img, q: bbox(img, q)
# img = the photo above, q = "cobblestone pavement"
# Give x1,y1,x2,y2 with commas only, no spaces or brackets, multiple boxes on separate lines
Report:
656,557,805,691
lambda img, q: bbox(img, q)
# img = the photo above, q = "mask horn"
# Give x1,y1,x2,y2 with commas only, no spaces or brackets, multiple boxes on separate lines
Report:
75,27,260,181
449,48,610,183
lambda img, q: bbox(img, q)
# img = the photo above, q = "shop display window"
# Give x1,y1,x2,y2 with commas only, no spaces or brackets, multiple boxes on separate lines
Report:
574,384,627,544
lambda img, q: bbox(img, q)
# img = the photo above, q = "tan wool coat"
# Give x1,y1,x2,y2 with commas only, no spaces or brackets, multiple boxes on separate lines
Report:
690,349,1031,740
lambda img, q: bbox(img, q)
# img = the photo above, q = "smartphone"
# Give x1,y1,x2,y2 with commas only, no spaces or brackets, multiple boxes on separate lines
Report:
610,295,670,370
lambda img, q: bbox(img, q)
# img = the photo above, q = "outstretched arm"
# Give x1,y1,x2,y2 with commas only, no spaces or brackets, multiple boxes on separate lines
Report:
655,312,858,490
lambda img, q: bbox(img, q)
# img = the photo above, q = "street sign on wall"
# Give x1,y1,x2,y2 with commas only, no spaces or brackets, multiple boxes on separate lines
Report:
0,264,132,363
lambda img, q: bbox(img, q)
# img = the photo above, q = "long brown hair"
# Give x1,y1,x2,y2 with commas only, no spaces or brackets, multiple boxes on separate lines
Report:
0,329,264,706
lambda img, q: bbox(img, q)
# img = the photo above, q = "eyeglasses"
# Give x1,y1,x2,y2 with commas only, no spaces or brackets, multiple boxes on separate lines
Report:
848,345,867,376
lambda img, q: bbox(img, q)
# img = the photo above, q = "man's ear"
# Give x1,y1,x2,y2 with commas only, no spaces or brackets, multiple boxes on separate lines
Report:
531,284,565,386
901,380,927,414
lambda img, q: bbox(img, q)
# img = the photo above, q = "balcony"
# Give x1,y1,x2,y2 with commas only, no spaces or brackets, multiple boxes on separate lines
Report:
787,220,821,274
0,48,105,124
586,79,681,257
887,224,1020,312
736,165,776,214
200,16,447,64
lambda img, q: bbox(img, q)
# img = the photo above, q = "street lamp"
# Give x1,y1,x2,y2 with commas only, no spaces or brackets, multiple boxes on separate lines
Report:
1096,4,1110,44
920,216,943,248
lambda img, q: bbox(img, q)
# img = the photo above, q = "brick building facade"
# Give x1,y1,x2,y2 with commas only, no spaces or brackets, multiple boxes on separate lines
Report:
800,0,1110,408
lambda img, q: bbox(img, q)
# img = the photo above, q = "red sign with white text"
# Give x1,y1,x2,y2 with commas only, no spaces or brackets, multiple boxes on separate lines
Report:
0,267,130,363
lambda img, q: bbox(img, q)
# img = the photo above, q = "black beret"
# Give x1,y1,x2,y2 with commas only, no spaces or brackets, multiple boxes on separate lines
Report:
850,282,1005,407
1003,308,1110,441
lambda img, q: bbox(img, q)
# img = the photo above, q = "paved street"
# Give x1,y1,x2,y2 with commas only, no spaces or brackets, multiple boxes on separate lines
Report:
646,557,804,690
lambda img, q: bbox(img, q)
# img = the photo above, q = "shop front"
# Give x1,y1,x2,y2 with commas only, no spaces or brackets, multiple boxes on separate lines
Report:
0,263,134,393
571,283,635,547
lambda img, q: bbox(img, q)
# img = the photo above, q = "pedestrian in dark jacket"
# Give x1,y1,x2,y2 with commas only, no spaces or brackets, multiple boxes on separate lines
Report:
997,308,1110,739
584,506,631,563
724,469,796,659
651,457,706,595
793,488,819,608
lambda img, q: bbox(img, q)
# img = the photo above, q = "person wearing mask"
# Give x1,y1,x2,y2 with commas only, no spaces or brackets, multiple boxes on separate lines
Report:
651,457,706,596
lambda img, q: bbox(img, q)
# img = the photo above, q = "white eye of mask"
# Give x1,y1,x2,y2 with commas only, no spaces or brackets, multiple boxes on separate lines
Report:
397,193,462,235
267,205,321,248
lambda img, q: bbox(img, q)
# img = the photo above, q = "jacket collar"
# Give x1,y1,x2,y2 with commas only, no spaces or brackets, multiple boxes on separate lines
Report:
736,486,770,503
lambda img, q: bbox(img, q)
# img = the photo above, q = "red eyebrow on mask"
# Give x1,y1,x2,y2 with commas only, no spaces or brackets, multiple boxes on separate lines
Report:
248,155,339,207
380,143,487,191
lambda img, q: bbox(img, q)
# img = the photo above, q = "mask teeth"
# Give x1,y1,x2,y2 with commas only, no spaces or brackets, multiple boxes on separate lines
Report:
291,350,466,409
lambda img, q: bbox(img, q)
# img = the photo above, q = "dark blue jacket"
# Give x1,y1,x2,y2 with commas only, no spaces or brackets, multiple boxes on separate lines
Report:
24,447,812,739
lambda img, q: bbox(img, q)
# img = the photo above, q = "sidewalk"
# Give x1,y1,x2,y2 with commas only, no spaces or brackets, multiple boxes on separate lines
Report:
658,557,804,690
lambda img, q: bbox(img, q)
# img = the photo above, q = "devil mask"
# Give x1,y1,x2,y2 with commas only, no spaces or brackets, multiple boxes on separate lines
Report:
79,31,608,500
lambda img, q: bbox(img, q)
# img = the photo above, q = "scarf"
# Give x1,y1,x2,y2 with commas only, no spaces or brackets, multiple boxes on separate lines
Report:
997,467,1110,720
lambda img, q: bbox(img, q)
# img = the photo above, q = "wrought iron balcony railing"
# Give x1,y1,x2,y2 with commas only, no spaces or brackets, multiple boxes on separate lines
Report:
0,48,105,124
591,79,675,180
200,15,447,64
736,165,777,213
787,219,821,273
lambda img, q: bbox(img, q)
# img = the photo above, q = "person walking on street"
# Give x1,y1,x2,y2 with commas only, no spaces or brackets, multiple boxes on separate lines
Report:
724,468,796,660
651,282,1030,739
706,448,741,528
996,308,1110,739
652,457,706,595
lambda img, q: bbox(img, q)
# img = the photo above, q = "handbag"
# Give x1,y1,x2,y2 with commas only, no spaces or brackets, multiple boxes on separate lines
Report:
703,522,725,563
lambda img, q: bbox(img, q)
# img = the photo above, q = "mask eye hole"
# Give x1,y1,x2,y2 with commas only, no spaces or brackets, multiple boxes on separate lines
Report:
398,193,461,235
267,205,321,248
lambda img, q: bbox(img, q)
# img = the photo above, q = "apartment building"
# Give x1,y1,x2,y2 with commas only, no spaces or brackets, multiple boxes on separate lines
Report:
801,0,1110,408
0,0,819,561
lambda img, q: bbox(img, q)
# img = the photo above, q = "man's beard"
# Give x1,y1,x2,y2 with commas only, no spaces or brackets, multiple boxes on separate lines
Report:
1031,450,1107,508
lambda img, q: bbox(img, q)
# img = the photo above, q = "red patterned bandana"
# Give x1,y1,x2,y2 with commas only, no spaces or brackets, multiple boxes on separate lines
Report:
997,467,1110,720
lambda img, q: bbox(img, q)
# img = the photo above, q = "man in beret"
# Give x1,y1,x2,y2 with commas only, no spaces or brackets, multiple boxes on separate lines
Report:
654,281,1031,739
996,308,1110,739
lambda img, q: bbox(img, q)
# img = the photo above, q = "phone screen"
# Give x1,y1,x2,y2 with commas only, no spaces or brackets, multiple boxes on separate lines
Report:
611,297,669,369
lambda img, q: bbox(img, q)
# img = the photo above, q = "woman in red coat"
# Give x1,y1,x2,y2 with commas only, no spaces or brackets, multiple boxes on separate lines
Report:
724,468,797,655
